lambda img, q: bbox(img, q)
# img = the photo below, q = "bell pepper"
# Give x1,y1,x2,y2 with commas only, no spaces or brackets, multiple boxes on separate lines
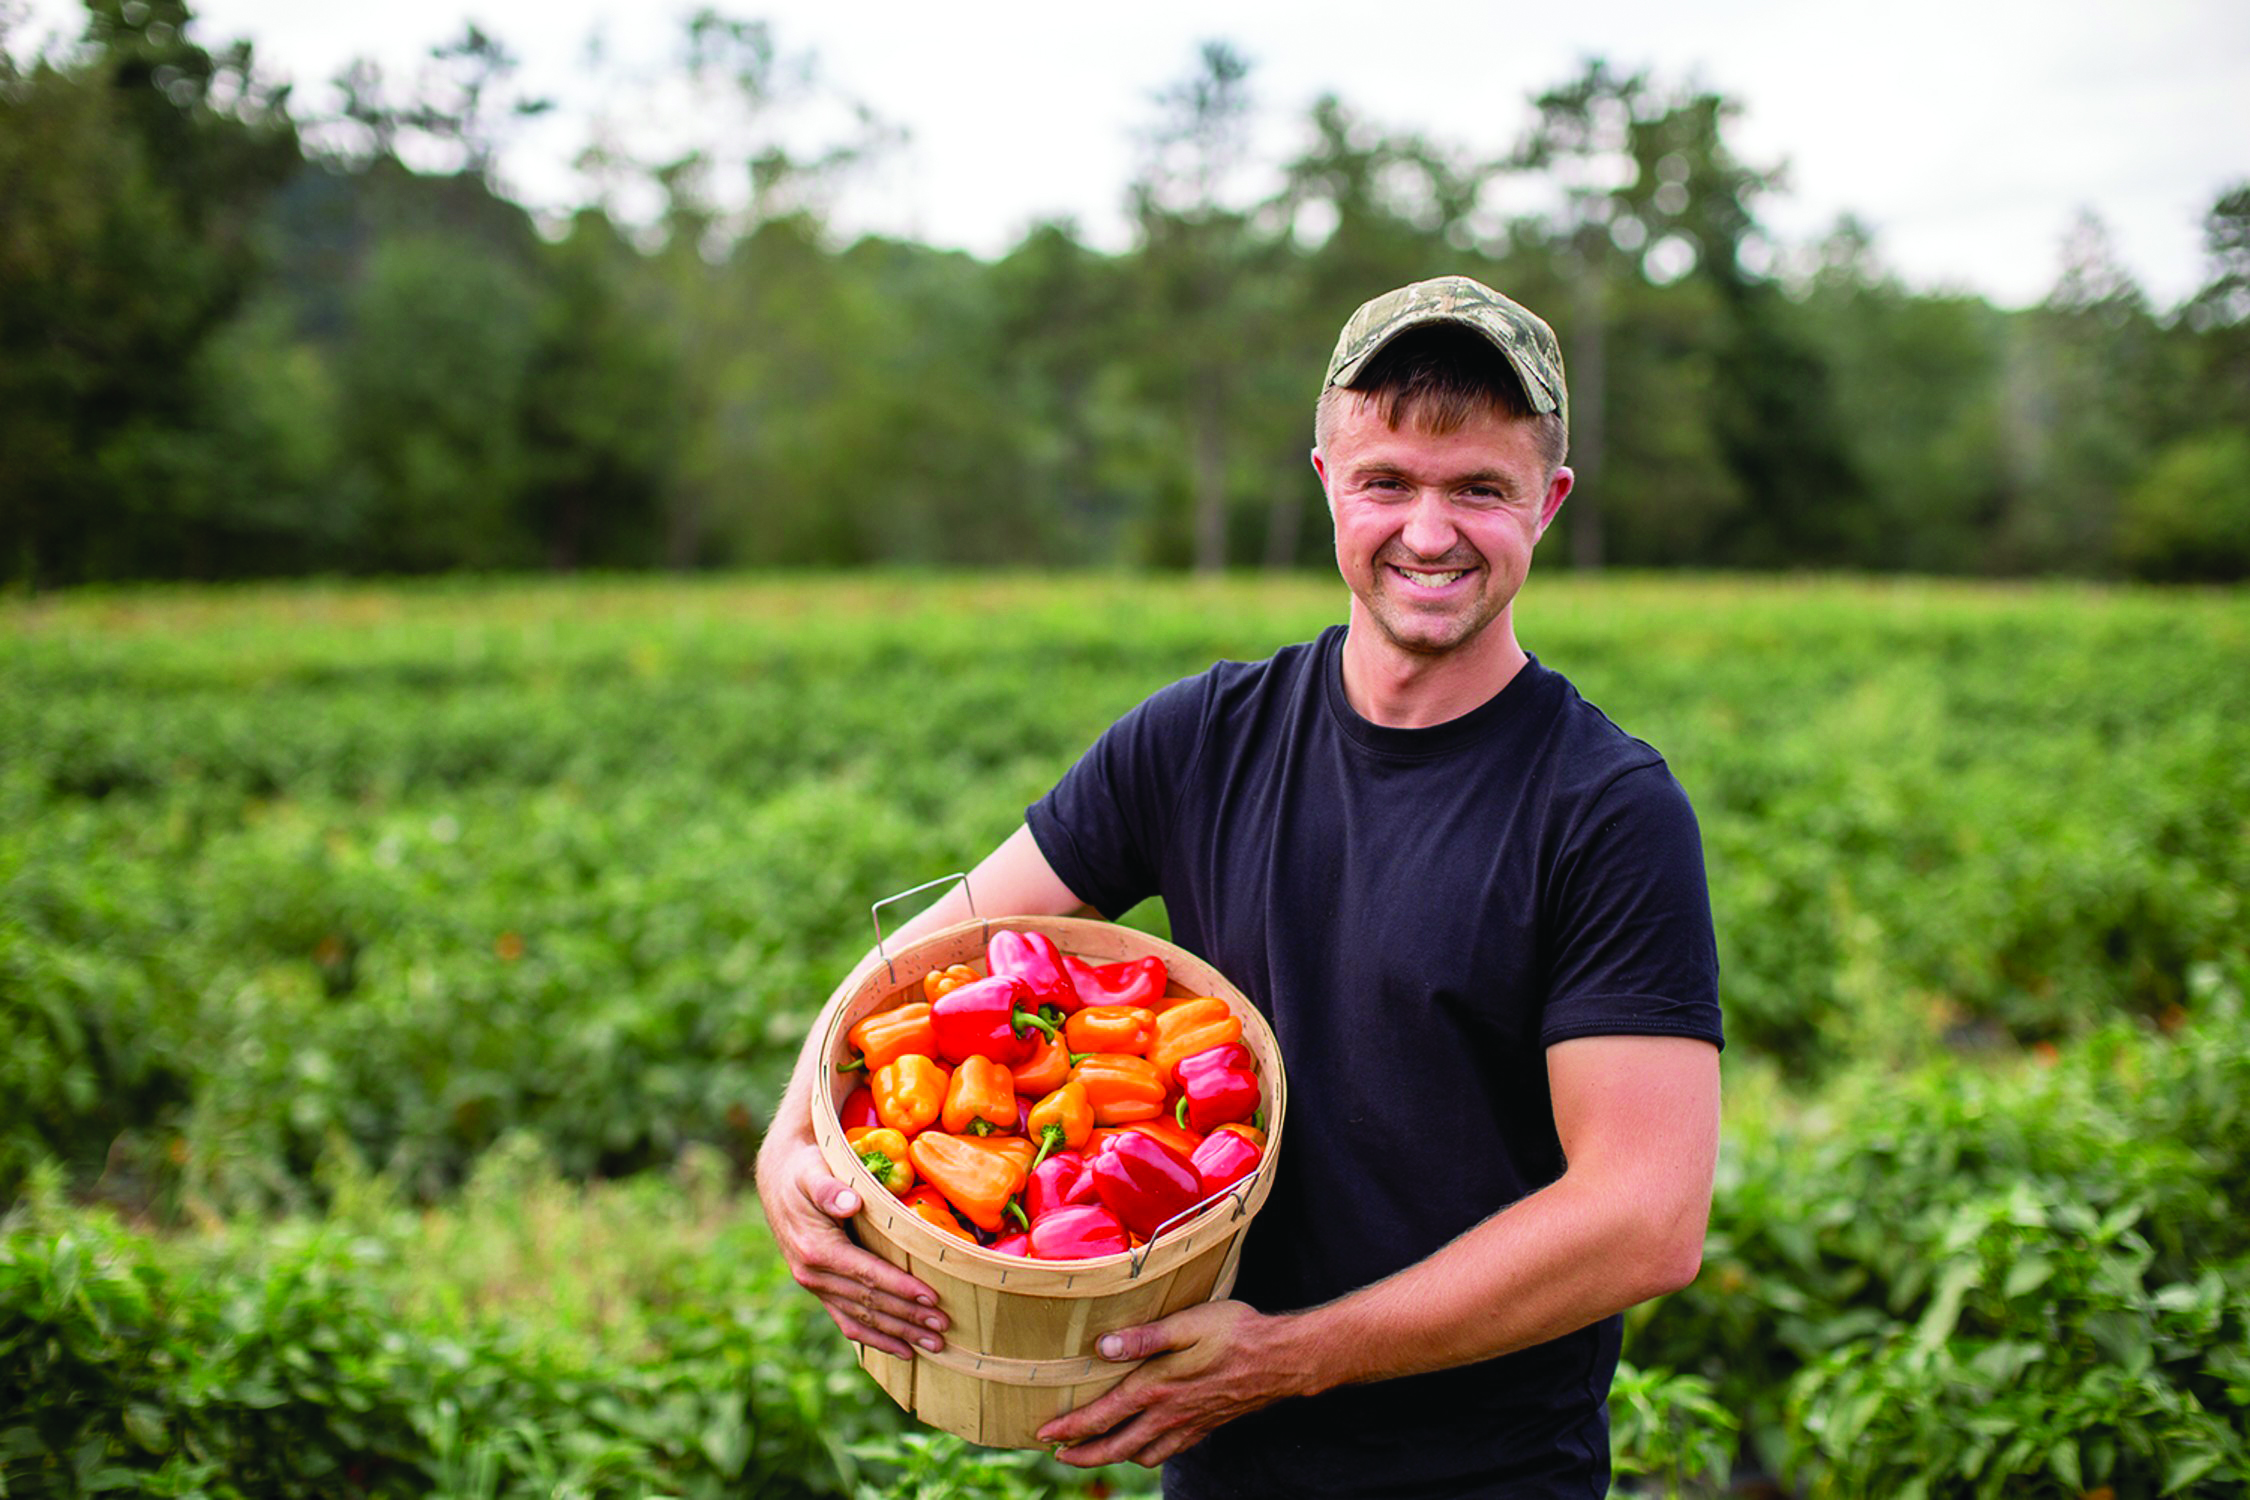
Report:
1027,1080,1093,1168
845,1002,938,1073
872,1053,949,1137
1010,1029,1074,1098
1175,1042,1260,1134
845,1125,916,1194
941,1054,1017,1137
902,1184,975,1241
1062,954,1168,1012
1024,1149,1099,1220
1190,1128,1262,1198
986,929,1078,1014
1090,1131,1204,1242
910,1131,1032,1234
1213,1121,1266,1151
1117,1116,1206,1162
922,963,979,1003
838,1085,880,1132
931,974,1057,1067
1064,1004,1157,1057
1072,1053,1168,1125
1028,1203,1131,1260
1148,997,1242,1079
988,1231,1032,1257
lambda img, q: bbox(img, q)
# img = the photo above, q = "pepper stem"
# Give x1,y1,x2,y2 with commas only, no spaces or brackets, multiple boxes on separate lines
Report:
1012,1006,1060,1043
1030,1123,1065,1171
1176,1097,1191,1130
1006,1198,1030,1232
839,1055,867,1072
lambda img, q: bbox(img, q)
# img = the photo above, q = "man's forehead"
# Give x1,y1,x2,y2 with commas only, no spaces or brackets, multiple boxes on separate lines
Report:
1325,395,1549,473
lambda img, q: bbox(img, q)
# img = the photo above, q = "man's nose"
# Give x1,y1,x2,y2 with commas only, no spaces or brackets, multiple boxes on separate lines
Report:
1398,491,1459,559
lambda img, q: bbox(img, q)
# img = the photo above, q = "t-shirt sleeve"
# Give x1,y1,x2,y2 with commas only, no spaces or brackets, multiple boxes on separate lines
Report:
1540,761,1725,1050
1026,673,1213,921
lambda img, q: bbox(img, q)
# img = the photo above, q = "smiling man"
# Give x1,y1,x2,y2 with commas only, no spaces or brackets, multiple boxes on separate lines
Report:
758,276,1724,1498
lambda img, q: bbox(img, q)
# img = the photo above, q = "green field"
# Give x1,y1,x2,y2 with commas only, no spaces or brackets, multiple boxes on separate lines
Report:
5,574,2248,1497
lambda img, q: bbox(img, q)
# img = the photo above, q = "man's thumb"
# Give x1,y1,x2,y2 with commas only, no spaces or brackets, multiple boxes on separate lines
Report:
1096,1317,1181,1362
820,1179,860,1219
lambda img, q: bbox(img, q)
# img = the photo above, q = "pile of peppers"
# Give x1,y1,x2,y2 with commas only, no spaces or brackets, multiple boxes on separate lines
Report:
835,931,1267,1260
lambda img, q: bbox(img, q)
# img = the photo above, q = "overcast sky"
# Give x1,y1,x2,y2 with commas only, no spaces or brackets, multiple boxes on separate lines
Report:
15,0,2246,309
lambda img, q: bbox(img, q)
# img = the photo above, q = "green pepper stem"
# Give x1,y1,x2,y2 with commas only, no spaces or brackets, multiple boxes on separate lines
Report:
1012,1006,1060,1043
1006,1198,1030,1231
1176,1097,1190,1129
1030,1124,1064,1172
968,1119,995,1137
839,1055,867,1072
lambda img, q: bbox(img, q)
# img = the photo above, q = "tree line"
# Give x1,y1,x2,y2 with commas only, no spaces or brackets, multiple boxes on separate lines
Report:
5,2,2247,587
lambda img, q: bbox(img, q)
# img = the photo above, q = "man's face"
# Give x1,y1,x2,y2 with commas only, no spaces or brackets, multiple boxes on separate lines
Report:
1313,393,1573,661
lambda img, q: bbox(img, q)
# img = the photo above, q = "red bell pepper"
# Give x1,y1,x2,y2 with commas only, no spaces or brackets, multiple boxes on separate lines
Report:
930,974,1057,1067
1028,1203,1131,1260
838,1085,880,1132
1190,1128,1263,1199
1024,1148,1099,1220
1090,1131,1203,1241
1174,1042,1260,1133
988,1231,1033,1257
1062,954,1167,1013
986,930,1078,1015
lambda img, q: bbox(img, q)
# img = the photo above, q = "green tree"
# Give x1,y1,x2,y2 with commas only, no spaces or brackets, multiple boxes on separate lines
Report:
0,0,297,585
1124,41,1279,570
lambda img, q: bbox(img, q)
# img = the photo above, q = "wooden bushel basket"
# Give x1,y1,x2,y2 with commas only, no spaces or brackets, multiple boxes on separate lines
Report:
811,913,1286,1451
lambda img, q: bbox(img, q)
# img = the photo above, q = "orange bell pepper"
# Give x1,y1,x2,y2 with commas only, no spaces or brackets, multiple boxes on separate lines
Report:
1147,997,1242,1079
902,1184,974,1240
922,964,979,1003
872,1053,949,1137
845,1125,916,1193
1027,1080,1093,1167
1116,1115,1206,1162
1064,1005,1157,1057
1011,1029,1073,1097
847,1002,939,1073
942,1054,1017,1137
910,1132,1032,1233
1072,1053,1168,1125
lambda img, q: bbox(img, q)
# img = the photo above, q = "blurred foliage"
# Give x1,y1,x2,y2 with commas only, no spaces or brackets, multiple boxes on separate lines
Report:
1630,954,2250,1497
3,573,2244,1210
5,6,2247,586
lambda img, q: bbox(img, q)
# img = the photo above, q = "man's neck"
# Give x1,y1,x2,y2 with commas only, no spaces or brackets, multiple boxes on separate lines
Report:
1338,610,1529,729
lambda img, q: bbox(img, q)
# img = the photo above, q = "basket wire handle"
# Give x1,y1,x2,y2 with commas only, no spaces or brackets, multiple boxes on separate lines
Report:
1127,1177,1260,1278
871,873,978,984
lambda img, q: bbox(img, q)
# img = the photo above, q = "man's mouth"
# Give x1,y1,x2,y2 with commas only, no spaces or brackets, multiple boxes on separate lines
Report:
1392,565,1470,589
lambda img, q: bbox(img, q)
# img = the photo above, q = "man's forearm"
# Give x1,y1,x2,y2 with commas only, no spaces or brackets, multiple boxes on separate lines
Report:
1269,1164,1704,1399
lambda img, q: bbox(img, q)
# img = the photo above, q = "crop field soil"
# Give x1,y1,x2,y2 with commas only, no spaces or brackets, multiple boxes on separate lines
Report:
4,573,2247,1498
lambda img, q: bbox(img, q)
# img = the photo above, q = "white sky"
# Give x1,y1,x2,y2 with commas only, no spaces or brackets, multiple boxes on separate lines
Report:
14,0,2247,309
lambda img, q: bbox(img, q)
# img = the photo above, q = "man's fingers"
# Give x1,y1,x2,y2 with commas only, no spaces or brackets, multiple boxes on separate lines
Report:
1054,1409,1166,1469
829,1308,916,1362
795,1266,946,1346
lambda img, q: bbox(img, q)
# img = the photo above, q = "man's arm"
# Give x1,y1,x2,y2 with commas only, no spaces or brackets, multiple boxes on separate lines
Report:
755,825,1094,1359
1037,1033,1721,1468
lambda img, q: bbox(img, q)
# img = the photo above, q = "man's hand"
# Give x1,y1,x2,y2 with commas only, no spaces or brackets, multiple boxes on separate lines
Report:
757,1135,947,1360
1035,1301,1306,1469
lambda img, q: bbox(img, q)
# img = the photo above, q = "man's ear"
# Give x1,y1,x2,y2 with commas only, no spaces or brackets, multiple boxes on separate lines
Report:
1310,448,1333,513
1536,466,1574,536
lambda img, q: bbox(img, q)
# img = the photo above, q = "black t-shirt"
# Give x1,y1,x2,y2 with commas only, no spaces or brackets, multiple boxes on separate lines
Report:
1027,626,1723,1499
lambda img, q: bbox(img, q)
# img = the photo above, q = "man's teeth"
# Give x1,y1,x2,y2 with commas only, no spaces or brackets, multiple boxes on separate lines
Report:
1398,568,1466,587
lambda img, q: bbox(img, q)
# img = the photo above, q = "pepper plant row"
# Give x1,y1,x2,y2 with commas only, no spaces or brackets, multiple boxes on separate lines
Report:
840,930,1266,1258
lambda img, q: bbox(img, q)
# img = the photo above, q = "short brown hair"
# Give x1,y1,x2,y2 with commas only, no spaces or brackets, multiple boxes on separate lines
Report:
1314,326,1568,475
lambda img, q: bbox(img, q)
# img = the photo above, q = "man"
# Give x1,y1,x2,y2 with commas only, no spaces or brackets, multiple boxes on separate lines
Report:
757,276,1723,1497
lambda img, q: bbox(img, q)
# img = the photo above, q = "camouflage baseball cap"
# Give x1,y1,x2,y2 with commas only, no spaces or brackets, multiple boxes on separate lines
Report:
1323,275,1569,440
